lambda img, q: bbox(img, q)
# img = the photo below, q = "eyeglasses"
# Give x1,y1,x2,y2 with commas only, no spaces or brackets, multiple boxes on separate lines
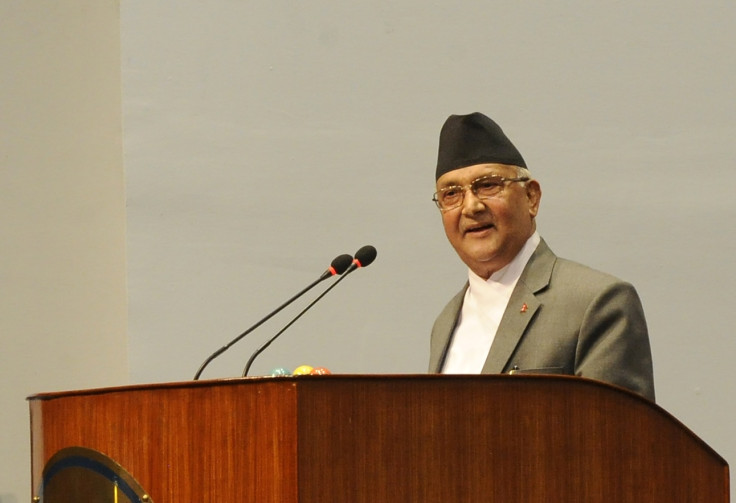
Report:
432,175,529,211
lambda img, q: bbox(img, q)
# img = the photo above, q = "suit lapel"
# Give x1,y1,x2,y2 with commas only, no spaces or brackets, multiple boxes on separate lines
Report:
481,239,556,374
429,286,466,372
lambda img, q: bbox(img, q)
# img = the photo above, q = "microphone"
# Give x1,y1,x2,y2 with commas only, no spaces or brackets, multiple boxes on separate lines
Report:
242,245,378,377
192,253,354,380
346,244,378,271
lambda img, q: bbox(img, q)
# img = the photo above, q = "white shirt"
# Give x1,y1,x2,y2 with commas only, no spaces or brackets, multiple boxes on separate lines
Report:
442,232,540,374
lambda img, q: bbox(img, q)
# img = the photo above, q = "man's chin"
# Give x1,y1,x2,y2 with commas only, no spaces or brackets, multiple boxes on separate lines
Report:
462,242,501,262
459,250,505,273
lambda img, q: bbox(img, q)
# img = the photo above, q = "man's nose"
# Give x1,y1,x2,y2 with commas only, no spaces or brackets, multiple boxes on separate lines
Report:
461,187,485,214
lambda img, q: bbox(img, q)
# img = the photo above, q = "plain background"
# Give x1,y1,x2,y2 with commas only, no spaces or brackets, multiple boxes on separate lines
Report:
1,2,127,502
2,1,734,501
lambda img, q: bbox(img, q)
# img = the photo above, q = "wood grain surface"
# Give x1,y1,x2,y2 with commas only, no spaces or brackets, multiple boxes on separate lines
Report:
28,375,729,502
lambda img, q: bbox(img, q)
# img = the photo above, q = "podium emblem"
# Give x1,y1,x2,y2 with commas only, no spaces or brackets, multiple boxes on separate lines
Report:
37,446,152,503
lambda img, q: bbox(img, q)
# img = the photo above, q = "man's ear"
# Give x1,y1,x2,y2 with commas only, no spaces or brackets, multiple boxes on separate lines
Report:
526,180,542,217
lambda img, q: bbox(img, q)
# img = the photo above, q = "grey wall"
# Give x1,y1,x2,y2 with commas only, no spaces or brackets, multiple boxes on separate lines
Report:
0,1,127,501
122,2,735,496
122,0,736,492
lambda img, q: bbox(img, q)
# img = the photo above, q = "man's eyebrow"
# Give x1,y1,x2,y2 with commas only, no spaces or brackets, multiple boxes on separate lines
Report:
437,180,461,189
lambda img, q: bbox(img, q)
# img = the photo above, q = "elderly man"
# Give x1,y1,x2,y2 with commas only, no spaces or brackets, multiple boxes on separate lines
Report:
428,112,655,401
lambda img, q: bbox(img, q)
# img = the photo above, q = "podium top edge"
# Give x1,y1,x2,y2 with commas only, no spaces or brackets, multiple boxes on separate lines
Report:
27,373,634,401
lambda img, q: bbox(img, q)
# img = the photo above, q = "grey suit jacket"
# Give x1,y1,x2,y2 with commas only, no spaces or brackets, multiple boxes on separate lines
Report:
429,239,655,401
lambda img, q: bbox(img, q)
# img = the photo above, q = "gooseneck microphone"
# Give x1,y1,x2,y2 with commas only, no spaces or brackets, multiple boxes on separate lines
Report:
192,253,354,380
344,244,378,273
242,245,378,377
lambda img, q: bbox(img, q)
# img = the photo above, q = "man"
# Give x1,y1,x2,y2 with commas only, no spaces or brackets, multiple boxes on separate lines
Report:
428,112,655,401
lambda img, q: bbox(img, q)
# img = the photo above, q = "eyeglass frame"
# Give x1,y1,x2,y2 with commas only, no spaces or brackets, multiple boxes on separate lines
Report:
432,174,530,211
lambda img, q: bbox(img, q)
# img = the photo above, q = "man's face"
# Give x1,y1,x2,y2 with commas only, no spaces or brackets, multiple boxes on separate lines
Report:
436,163,541,279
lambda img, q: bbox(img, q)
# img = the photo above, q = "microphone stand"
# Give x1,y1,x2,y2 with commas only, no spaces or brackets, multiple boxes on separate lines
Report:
242,266,358,377
193,277,323,380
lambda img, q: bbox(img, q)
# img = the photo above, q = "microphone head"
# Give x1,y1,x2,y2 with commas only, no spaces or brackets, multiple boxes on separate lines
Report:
353,245,377,268
330,254,354,275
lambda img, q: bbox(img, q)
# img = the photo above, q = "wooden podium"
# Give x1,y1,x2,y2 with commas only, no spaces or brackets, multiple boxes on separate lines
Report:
29,375,729,502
